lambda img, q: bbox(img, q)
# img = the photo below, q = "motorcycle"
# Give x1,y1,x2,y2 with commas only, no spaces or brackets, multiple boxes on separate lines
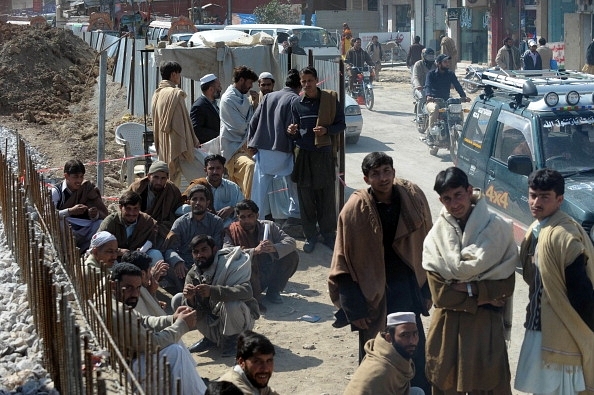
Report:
346,65,375,110
462,64,485,94
421,97,465,160
413,89,428,134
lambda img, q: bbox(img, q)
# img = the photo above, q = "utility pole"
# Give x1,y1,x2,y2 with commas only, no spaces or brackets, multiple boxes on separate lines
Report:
227,0,231,24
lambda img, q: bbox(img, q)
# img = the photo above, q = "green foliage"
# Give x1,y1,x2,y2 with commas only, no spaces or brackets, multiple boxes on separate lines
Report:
253,0,299,24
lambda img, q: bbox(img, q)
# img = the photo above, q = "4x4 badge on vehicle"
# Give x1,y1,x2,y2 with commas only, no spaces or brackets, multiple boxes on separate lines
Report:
485,184,509,209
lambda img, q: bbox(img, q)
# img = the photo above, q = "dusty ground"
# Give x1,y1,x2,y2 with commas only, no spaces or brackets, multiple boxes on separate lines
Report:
0,21,418,393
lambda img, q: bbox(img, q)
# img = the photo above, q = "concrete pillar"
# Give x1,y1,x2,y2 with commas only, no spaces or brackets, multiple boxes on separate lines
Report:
564,13,591,70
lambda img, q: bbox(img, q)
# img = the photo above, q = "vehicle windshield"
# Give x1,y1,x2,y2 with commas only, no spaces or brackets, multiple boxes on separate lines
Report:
539,114,594,175
292,29,337,47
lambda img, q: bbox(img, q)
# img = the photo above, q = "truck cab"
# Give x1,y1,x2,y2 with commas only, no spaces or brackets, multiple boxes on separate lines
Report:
454,69,594,243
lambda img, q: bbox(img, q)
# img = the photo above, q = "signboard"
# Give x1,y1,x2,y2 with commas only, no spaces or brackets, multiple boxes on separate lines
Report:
447,8,462,21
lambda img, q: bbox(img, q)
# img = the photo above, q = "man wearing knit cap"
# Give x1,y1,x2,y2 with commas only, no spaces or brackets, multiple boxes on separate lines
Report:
129,160,183,248
84,230,118,282
152,61,205,187
190,73,222,144
344,312,424,394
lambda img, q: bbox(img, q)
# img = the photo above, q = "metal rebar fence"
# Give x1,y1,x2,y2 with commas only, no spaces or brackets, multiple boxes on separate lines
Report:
0,136,177,394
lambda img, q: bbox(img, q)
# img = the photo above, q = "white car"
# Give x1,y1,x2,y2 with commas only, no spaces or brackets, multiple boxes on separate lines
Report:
344,94,363,144
169,33,194,44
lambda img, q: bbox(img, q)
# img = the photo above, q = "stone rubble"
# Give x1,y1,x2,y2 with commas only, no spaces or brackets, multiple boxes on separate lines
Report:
0,127,59,394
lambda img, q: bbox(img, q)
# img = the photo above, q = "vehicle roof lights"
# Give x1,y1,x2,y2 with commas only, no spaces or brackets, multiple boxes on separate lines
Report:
544,92,559,107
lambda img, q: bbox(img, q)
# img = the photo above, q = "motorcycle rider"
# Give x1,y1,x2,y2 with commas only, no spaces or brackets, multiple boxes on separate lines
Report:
345,37,375,93
424,54,469,141
282,34,306,55
411,48,436,118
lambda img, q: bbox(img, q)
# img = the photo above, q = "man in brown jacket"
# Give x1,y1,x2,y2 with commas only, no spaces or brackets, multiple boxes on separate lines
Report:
128,160,183,248
98,190,163,265
51,159,108,252
328,152,432,394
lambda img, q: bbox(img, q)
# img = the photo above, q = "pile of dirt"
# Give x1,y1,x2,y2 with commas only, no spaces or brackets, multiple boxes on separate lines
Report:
0,22,99,123
0,23,142,201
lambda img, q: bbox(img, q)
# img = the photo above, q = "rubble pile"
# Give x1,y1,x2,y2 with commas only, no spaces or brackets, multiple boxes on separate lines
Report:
0,22,98,123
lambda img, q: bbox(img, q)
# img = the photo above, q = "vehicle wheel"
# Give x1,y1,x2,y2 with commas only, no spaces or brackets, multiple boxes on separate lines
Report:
416,105,428,133
429,146,439,156
364,88,374,110
463,72,481,94
346,135,360,144
449,127,459,162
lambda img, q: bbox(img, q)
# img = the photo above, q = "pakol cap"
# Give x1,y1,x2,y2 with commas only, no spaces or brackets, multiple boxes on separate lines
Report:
259,71,274,81
387,312,416,326
200,73,217,86
148,160,169,175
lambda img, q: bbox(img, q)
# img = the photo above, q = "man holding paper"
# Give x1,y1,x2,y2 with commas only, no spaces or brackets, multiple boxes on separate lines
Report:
224,199,299,308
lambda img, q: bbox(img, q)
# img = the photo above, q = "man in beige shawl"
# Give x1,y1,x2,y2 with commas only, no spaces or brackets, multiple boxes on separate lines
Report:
344,312,424,395
422,167,517,394
515,169,594,395
151,61,205,187
440,35,458,72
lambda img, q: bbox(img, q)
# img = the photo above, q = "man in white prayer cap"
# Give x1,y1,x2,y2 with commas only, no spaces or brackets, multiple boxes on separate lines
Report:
190,73,222,144
344,312,425,394
84,231,118,281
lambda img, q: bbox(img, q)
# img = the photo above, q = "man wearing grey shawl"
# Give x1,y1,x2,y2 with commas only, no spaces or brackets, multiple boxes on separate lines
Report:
422,167,517,395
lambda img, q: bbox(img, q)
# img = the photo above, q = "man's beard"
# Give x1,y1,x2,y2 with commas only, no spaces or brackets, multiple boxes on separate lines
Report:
392,340,415,359
196,254,215,271
124,297,138,309
192,206,207,216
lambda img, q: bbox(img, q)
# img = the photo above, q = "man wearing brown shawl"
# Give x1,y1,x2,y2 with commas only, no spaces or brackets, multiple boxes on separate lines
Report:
224,200,298,309
98,190,163,265
52,159,108,252
128,160,183,248
152,61,205,187
287,66,345,254
328,152,432,394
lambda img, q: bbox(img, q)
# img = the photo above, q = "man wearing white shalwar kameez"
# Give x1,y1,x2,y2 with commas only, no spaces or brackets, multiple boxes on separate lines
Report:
109,262,207,395
515,169,594,395
220,66,259,199
248,69,303,222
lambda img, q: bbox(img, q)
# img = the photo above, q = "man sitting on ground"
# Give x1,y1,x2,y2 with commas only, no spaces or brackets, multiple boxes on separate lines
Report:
345,312,425,394
52,159,108,252
84,231,118,283
224,200,298,309
218,330,279,395
205,154,245,228
172,235,259,357
109,262,207,394
128,160,183,249
98,191,163,265
121,250,169,317
164,185,224,293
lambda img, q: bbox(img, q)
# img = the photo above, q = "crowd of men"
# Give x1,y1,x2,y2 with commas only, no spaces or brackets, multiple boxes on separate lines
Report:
53,53,594,394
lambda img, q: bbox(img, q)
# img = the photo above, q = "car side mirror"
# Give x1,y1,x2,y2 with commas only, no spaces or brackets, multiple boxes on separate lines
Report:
508,155,533,176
